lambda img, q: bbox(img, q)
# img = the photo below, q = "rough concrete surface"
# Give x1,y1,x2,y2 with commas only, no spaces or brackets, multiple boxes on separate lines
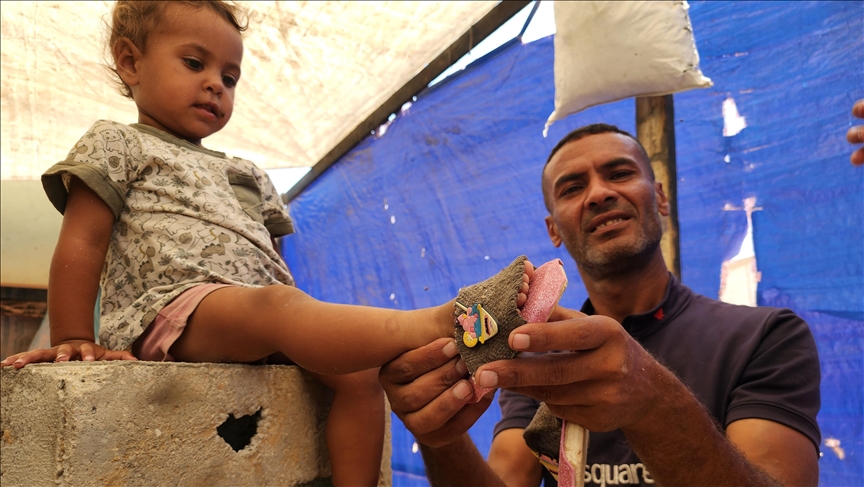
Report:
1,361,392,486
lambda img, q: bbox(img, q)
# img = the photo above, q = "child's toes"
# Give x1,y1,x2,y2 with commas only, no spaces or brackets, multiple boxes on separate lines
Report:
517,278,529,306
517,260,533,308
521,259,568,323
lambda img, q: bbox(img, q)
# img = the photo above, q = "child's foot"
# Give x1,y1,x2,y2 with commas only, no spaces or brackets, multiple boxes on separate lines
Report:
453,256,567,402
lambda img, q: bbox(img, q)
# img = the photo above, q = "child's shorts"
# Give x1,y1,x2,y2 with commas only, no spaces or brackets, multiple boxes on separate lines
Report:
131,283,232,361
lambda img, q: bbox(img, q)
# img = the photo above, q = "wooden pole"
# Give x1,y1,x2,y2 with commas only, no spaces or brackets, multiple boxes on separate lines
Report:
635,95,681,280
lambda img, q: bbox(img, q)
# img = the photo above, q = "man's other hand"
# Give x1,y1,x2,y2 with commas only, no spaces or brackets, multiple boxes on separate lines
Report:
379,337,494,448
474,315,665,432
848,99,864,165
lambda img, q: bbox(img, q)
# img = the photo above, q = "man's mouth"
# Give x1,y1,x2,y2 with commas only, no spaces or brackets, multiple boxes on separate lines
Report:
590,217,629,233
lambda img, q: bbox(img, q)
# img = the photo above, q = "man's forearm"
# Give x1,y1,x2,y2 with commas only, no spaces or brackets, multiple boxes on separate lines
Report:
420,433,506,487
622,364,781,487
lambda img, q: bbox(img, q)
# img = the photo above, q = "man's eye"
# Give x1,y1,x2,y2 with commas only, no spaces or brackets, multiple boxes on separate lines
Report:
561,185,582,196
222,75,237,88
611,171,633,180
184,58,203,70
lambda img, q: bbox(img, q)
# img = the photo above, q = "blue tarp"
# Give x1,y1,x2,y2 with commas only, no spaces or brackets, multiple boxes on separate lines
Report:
282,1,864,485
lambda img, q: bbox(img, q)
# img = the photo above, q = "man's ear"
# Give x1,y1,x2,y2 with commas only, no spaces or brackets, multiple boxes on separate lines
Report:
654,181,670,217
113,38,143,89
545,215,563,248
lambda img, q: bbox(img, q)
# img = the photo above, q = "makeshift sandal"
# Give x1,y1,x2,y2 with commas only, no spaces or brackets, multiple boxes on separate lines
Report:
523,403,563,476
454,257,568,402
523,404,589,487
523,259,568,323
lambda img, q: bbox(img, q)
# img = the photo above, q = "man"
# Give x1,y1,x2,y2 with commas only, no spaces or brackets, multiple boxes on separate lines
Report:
379,124,821,486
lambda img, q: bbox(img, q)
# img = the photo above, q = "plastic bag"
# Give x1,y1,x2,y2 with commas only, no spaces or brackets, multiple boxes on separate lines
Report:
545,1,712,135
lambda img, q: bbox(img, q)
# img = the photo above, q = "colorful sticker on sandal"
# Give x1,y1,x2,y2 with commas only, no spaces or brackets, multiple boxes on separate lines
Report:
455,302,499,347
534,452,560,482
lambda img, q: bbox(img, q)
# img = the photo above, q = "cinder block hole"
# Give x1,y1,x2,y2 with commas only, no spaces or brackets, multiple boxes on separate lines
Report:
217,408,262,452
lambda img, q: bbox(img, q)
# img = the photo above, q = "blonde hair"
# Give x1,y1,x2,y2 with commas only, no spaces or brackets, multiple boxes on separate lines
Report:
104,1,248,98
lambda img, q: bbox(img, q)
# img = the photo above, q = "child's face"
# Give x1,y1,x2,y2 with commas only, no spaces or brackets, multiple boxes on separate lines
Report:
129,4,243,145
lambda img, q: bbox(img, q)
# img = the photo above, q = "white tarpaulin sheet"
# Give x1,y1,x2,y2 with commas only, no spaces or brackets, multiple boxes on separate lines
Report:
0,1,496,180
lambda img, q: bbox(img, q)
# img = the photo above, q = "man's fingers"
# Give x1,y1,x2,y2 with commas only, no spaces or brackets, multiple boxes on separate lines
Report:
505,375,623,409
387,356,468,412
852,99,864,118
852,147,864,166
848,99,863,165
547,305,587,322
381,337,457,385
399,379,476,436
400,380,491,444
508,316,615,353
476,353,586,390
847,125,864,145
417,398,495,448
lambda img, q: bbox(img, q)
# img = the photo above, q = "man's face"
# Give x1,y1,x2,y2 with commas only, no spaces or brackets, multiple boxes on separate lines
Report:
542,133,669,279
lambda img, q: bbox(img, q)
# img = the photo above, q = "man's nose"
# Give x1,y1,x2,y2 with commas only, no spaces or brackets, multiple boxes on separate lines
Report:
583,179,618,208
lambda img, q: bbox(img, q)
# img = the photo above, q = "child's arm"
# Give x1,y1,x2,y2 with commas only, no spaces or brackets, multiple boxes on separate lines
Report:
1,177,136,367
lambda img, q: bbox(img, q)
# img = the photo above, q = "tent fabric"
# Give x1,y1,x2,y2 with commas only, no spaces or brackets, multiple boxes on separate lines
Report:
282,1,862,486
0,1,496,179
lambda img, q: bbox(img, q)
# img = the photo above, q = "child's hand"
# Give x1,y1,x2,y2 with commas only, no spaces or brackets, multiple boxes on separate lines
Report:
0,340,137,369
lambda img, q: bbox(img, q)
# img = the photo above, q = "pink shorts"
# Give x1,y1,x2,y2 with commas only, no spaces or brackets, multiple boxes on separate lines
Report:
131,284,232,361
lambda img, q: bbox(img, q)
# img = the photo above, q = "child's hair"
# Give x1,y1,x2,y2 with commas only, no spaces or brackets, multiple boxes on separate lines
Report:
104,1,248,99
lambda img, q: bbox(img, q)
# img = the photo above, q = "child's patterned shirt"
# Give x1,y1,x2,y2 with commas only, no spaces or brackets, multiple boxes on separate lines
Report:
43,120,295,351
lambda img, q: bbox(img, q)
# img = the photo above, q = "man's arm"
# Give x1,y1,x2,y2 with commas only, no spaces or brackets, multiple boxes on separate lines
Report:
476,316,817,487
488,429,544,487
420,433,506,487
618,360,810,487
727,419,819,487
420,429,543,487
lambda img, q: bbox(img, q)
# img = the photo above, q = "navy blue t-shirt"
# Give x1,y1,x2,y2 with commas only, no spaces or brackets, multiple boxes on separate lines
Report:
494,275,820,487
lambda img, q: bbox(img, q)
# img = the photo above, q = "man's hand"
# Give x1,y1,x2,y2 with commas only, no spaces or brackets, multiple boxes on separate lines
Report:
1,340,137,369
473,315,664,432
471,315,817,486
379,337,494,447
848,99,864,165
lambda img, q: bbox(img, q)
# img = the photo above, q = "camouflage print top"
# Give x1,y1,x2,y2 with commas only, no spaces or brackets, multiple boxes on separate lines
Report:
42,120,296,351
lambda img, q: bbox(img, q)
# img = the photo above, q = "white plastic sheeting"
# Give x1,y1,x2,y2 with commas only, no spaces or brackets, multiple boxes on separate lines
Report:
0,1,496,180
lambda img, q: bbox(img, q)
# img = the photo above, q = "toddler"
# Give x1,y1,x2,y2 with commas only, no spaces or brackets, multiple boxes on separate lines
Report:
0,2,537,485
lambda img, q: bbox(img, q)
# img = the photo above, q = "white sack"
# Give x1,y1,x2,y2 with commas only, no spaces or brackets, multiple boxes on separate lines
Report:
545,1,712,135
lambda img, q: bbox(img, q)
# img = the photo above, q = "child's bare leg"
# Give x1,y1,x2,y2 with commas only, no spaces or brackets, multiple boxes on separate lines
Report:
309,369,384,487
168,260,534,375
168,285,454,374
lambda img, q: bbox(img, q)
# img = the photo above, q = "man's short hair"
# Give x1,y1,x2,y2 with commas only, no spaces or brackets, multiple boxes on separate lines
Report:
542,124,654,211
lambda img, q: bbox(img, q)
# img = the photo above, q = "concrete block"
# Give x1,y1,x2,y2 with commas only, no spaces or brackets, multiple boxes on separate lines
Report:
1,362,392,486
